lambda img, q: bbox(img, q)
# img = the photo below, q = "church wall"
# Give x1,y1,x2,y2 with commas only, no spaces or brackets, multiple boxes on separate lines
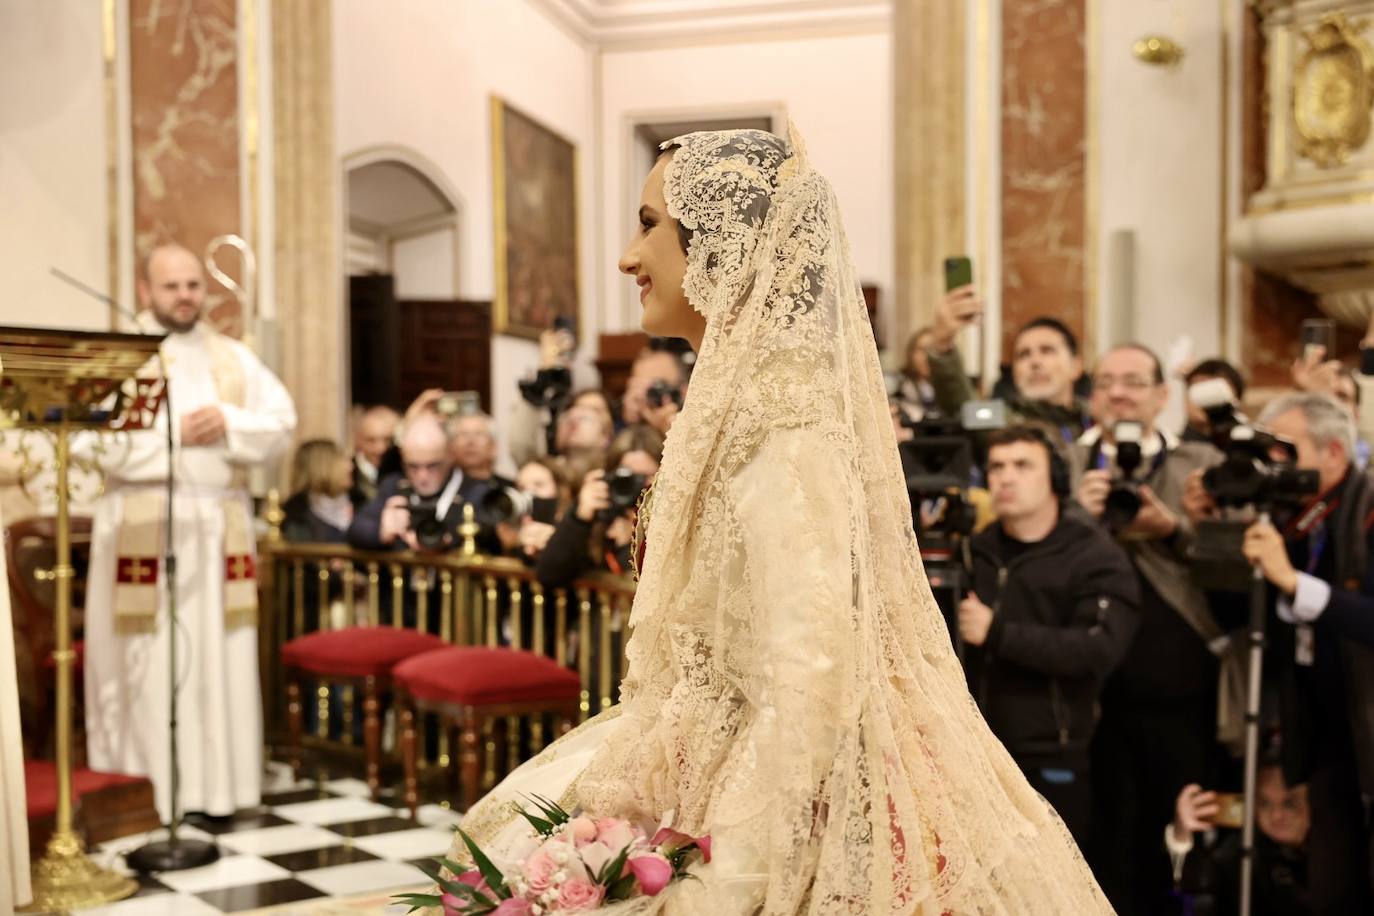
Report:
597,31,894,348
333,0,595,471
0,0,110,330
1092,1,1226,425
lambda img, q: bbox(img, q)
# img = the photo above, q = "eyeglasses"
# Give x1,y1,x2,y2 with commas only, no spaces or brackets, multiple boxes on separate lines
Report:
403,460,447,475
1092,375,1156,392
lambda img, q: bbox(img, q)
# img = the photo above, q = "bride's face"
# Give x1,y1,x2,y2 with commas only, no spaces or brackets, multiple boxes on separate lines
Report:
618,154,705,348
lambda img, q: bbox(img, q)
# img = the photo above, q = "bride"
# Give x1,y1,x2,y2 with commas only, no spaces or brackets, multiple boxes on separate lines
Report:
447,127,1113,914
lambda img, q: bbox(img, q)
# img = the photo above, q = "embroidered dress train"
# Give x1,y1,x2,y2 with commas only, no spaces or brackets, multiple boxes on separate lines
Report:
448,128,1115,914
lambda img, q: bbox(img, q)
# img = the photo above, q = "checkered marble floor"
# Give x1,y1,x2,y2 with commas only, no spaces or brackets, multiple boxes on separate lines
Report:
77,763,460,915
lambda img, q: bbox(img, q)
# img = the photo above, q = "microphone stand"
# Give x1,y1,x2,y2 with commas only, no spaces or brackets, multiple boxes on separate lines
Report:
126,341,221,871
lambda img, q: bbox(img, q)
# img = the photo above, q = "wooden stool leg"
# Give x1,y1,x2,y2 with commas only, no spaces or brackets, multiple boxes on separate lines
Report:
363,676,381,800
286,673,304,777
459,713,482,813
400,699,419,819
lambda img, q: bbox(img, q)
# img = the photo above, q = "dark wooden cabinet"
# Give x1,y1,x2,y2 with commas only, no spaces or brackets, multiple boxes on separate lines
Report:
348,274,492,412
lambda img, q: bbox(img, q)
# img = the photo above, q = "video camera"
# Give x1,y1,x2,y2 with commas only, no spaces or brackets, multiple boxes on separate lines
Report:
897,399,1006,547
1187,378,1319,590
395,479,452,552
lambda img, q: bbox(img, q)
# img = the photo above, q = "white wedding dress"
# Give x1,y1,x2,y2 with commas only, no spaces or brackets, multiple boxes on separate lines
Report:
448,128,1114,915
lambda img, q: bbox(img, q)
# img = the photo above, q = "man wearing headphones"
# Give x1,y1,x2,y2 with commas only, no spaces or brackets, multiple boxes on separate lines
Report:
959,424,1139,848
1066,343,1226,916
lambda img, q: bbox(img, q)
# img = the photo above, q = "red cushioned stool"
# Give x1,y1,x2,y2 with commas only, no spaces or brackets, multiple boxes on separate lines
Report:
393,646,581,815
280,626,447,798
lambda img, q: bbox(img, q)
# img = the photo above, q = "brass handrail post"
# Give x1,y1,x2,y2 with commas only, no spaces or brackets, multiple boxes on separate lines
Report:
22,416,137,909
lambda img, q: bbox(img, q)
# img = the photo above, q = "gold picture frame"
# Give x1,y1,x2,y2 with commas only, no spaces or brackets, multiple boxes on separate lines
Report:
491,96,580,341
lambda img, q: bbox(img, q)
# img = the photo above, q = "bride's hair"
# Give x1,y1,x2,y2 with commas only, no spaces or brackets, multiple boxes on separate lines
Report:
657,146,694,254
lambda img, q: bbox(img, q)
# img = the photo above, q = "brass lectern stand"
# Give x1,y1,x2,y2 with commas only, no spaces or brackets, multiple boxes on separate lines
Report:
0,325,165,911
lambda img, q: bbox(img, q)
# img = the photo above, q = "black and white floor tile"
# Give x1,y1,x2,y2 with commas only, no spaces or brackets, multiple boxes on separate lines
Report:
80,763,460,915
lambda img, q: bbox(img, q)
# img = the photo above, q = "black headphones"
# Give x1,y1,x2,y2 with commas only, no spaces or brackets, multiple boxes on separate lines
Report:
1018,425,1072,499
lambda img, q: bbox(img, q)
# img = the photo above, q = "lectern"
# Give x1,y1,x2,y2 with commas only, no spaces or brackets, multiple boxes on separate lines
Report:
0,325,165,911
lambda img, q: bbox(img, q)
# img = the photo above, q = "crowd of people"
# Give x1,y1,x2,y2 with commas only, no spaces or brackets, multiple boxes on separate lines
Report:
279,285,1374,916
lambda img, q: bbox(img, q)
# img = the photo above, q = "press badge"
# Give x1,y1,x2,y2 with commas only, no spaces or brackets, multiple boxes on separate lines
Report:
1296,624,1315,667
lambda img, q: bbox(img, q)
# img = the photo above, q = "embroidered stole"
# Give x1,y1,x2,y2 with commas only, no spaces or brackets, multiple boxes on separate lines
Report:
114,329,259,631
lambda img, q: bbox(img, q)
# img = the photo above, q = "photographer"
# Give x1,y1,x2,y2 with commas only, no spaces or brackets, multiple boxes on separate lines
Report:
621,344,687,436
485,457,573,562
1166,757,1311,916
927,286,1090,444
347,414,499,555
536,425,663,589
1182,359,1246,445
1209,391,1374,913
1067,343,1228,916
959,426,1139,846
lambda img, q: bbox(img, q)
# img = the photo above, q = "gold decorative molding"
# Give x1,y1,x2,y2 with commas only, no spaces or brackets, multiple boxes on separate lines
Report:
893,0,966,355
271,0,342,441
1293,13,1374,167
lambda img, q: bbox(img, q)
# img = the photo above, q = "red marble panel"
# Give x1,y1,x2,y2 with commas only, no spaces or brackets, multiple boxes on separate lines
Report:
1000,0,1087,360
129,0,243,337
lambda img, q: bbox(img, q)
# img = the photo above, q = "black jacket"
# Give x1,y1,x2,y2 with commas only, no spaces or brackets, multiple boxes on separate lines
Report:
281,492,349,545
535,513,633,589
963,514,1140,762
347,470,506,554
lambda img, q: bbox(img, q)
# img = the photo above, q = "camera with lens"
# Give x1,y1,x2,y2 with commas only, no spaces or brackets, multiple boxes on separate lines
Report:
645,380,683,410
395,479,452,552
518,366,572,411
599,467,647,523
480,486,560,526
1186,379,1320,590
897,400,1007,546
1102,421,1146,531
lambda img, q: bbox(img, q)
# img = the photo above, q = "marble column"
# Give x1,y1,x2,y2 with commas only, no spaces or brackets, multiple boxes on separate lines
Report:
129,0,245,334
1000,0,1088,359
271,0,343,441
892,0,966,357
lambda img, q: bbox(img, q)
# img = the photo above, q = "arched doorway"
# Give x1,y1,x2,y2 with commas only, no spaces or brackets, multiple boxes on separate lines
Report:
342,149,490,412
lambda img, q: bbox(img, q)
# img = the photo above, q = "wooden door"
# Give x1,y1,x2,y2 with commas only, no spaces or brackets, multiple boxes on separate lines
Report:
396,299,492,413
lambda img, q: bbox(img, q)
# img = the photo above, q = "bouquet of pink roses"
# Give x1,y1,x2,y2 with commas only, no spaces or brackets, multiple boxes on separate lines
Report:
395,796,711,915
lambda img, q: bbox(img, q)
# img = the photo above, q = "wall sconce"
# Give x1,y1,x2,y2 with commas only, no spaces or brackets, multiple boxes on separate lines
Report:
1132,35,1186,66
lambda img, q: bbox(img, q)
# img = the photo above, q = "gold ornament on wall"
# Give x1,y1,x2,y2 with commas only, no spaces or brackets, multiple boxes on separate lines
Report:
1132,35,1185,67
1293,13,1374,168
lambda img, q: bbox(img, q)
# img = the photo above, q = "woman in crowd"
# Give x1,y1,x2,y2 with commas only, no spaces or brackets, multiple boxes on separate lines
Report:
534,424,663,587
282,438,353,544
505,456,573,561
891,325,940,423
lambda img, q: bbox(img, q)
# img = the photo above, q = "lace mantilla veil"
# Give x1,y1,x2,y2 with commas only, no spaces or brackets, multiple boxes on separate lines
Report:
448,127,1114,915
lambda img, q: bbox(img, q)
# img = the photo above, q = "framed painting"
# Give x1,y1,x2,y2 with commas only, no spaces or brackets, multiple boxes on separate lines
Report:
491,96,579,341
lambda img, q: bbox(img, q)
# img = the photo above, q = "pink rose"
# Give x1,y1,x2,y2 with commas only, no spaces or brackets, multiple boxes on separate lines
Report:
594,818,635,852
491,898,534,916
557,878,605,911
569,816,598,846
627,852,674,896
440,892,466,916
522,849,558,893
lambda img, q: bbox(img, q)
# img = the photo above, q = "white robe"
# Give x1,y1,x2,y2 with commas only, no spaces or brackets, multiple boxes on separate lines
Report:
78,321,295,819
0,505,32,911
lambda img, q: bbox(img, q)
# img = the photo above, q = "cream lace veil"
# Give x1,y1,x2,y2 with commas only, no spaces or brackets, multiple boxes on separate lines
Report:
451,127,1113,915
570,126,1115,914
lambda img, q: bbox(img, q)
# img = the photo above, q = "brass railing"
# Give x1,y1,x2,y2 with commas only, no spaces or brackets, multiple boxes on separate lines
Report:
256,499,635,780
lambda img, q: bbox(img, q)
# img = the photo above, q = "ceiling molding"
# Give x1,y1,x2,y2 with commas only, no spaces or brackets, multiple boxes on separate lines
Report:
527,0,891,50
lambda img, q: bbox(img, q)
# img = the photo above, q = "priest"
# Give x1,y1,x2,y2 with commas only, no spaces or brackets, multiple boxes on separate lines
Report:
78,243,296,821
